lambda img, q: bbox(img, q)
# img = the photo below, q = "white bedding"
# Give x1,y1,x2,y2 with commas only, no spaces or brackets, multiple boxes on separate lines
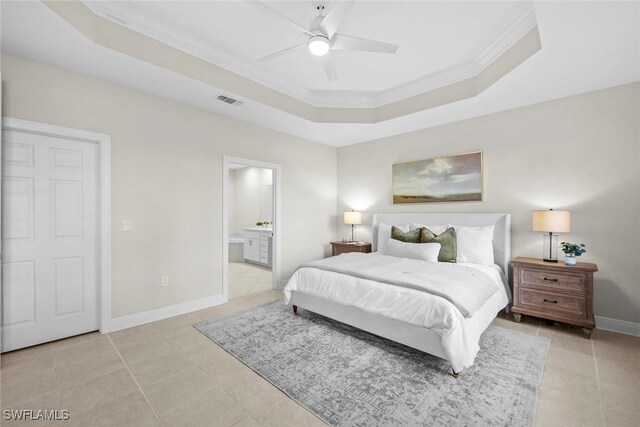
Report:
298,253,501,317
284,259,510,371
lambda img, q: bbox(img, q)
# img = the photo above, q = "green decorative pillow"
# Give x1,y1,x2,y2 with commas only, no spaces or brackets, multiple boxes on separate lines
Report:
421,227,457,263
391,226,421,243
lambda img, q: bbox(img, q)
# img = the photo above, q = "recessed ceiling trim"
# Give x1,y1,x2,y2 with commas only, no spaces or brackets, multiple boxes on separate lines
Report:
82,1,537,109
475,4,538,71
374,4,538,107
376,27,542,122
45,1,541,124
83,0,317,107
5,1,639,148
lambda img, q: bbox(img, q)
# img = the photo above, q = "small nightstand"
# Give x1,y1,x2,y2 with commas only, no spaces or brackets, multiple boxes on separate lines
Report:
330,241,372,256
511,256,598,338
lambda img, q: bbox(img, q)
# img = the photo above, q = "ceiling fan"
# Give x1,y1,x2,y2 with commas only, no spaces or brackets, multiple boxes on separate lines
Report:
251,1,399,81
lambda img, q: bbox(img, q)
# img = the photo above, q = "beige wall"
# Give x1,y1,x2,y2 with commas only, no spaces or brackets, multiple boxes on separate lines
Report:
1,53,338,318
3,52,638,325
338,82,640,323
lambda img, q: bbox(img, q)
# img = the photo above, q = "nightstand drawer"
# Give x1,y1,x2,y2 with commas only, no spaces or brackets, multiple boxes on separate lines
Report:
330,242,372,256
520,268,586,294
334,246,354,256
519,288,587,317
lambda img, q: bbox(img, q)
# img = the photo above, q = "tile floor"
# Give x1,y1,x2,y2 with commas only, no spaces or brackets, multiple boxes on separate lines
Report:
0,290,638,426
228,262,273,300
492,312,640,427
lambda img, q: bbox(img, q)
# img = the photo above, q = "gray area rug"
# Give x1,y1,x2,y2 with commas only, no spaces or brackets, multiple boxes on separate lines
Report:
195,301,550,427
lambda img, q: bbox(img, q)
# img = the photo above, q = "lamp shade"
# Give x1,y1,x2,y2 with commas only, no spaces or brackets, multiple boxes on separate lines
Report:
532,210,571,233
343,211,362,225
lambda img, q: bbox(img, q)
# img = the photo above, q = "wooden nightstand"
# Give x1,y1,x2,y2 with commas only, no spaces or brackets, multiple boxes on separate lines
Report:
511,256,598,338
330,242,372,256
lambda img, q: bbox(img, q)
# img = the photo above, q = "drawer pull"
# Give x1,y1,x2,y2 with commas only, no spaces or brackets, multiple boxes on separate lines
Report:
543,277,558,282
543,299,558,304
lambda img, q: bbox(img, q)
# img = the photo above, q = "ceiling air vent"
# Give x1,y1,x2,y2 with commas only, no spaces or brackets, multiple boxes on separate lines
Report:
217,94,244,106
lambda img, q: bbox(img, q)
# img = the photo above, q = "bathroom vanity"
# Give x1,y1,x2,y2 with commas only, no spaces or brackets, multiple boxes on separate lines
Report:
243,227,273,266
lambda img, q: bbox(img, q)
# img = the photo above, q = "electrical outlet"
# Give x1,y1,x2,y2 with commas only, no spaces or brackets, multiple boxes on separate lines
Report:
161,276,169,287
122,219,132,231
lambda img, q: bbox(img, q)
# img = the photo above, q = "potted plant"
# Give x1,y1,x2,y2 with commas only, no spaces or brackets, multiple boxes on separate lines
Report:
256,221,271,229
560,242,586,265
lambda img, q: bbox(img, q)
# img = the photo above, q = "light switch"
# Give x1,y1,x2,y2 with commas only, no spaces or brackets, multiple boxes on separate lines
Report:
122,219,132,231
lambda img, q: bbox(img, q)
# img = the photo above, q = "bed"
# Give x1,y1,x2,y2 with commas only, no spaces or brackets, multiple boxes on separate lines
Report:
284,213,512,377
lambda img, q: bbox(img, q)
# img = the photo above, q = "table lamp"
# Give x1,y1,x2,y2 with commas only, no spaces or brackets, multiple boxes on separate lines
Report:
532,209,571,262
343,211,362,243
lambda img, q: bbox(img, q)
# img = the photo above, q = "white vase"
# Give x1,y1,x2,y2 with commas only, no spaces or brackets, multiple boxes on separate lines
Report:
565,255,577,265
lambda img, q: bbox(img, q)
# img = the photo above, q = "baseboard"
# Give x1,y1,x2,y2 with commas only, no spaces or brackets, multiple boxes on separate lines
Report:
104,294,227,333
595,315,640,337
101,294,639,337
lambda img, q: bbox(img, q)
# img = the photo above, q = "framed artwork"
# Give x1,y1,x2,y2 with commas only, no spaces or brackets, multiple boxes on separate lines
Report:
392,151,482,203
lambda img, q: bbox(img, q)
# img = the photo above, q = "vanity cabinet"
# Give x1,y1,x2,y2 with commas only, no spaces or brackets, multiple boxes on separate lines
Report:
243,228,272,266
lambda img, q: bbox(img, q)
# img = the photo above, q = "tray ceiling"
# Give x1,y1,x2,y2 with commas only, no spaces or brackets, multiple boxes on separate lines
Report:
83,1,538,107
2,1,639,146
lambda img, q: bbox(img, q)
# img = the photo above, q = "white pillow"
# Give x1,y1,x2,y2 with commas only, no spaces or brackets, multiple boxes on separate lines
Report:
409,223,449,235
385,239,441,263
452,224,495,265
376,223,409,253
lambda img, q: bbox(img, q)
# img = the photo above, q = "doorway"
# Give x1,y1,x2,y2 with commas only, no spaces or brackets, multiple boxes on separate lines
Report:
222,156,281,302
1,118,111,352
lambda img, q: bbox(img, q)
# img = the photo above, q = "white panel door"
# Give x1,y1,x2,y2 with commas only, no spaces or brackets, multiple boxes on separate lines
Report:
1,129,99,352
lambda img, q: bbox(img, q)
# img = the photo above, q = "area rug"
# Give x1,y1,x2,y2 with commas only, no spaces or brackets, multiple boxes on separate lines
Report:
194,301,549,427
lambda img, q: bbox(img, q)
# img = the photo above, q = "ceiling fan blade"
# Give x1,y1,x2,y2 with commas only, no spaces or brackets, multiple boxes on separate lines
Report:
247,0,314,37
332,34,398,54
321,53,337,81
319,1,356,39
258,43,306,62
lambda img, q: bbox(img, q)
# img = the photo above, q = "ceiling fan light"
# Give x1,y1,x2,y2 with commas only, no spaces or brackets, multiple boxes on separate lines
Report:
308,36,330,56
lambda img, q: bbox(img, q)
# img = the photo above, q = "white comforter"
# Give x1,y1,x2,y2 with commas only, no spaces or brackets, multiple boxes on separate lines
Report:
298,253,501,317
284,255,510,371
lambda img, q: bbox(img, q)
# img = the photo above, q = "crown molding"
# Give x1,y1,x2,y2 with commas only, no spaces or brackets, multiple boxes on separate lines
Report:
82,1,538,109
83,1,313,104
374,4,538,107
475,4,538,72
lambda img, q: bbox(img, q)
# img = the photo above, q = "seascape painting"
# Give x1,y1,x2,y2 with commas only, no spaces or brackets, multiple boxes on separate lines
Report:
392,152,482,203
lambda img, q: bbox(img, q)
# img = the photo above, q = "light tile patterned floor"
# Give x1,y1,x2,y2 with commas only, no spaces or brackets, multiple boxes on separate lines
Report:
229,262,273,300
0,290,638,426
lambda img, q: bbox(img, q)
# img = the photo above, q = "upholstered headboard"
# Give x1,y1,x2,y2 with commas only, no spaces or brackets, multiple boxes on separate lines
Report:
372,213,512,281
